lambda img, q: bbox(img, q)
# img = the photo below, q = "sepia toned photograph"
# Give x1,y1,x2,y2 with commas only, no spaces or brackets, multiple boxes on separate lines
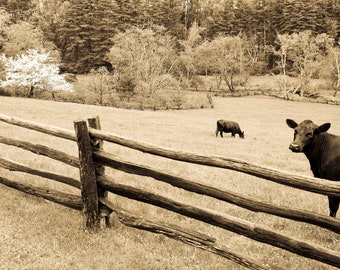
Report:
0,0,339,269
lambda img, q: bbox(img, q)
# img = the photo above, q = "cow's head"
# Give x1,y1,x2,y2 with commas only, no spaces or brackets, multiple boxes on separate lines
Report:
240,131,245,139
286,119,330,152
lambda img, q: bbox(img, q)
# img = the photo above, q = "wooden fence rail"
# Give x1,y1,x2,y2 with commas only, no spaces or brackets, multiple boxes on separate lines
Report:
97,175,340,268
0,157,80,189
88,128,340,197
100,198,268,270
0,113,76,141
0,175,82,210
0,135,79,167
0,114,339,269
93,149,340,233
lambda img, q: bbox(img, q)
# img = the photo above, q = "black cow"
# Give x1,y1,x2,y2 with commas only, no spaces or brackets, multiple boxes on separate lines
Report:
216,120,244,138
286,119,340,217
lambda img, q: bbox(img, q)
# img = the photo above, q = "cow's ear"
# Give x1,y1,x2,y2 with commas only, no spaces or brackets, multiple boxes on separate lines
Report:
286,119,298,129
316,123,331,133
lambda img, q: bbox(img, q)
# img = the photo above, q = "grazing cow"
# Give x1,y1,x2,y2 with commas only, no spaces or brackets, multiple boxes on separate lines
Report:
216,120,244,138
286,119,340,217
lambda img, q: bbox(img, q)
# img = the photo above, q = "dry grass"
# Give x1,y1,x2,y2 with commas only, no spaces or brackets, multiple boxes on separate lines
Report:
0,95,339,269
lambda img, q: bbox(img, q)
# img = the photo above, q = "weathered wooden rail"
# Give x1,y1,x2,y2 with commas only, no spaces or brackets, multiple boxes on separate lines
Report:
0,113,339,269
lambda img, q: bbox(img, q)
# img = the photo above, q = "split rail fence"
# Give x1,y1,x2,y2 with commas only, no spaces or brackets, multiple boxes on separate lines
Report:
0,113,339,269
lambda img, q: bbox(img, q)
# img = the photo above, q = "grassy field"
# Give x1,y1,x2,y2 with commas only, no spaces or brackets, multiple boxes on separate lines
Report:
0,95,340,269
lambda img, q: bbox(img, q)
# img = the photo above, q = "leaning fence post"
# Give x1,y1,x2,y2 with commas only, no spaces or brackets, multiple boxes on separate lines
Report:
88,116,112,228
74,120,99,232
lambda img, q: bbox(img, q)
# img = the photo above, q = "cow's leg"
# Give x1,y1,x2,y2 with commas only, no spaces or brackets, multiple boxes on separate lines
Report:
328,196,340,217
220,131,223,138
231,133,235,138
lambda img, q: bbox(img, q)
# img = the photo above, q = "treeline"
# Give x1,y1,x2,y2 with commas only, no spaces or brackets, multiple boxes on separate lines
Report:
0,0,339,109
1,0,339,74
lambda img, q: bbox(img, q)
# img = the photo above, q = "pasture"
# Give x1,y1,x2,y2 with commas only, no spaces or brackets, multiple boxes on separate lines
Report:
0,95,339,269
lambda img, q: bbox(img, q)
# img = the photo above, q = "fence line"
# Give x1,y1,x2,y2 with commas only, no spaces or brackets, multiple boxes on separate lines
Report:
0,113,76,141
97,174,340,268
88,128,340,197
0,114,339,268
0,157,80,189
93,149,340,233
100,198,269,270
0,114,81,210
0,135,79,167
0,175,82,210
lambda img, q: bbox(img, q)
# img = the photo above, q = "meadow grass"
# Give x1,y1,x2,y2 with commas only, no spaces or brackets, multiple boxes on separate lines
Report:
0,95,339,269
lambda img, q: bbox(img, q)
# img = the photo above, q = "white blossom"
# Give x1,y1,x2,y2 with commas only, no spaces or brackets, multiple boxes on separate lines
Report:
1,50,73,92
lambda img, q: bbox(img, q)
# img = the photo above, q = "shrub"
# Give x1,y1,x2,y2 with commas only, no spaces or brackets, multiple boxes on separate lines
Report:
1,50,73,97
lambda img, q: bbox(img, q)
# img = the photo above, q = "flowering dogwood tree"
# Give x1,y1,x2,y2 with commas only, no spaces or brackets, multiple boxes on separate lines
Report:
1,50,73,96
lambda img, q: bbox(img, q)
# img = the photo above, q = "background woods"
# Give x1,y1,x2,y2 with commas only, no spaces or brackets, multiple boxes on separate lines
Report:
0,0,340,108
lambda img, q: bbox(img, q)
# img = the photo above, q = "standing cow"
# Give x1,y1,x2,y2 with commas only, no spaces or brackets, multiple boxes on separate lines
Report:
286,119,340,217
216,120,244,138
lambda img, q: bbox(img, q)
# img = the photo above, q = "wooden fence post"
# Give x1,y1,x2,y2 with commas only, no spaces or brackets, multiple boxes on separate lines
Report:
74,120,99,232
88,116,112,228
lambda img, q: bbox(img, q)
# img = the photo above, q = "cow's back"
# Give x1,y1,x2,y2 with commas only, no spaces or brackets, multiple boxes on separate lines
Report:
217,120,238,129
217,119,226,128
317,134,340,181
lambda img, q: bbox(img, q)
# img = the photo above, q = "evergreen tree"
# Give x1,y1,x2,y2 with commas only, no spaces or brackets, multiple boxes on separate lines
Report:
271,0,333,35
114,0,147,30
233,0,253,34
207,0,254,38
182,0,202,31
33,0,68,48
150,0,185,39
321,0,340,41
0,0,35,22
56,0,118,73
250,0,274,48
209,0,236,37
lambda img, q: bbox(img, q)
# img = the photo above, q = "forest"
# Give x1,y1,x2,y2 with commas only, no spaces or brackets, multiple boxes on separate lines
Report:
0,0,340,109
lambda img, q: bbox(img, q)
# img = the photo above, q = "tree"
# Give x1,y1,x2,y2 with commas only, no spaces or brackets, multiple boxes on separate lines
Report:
274,33,292,99
289,32,333,96
249,0,279,61
1,50,73,96
114,0,147,30
195,35,249,92
275,31,334,97
0,5,59,58
150,0,186,39
0,8,11,54
321,44,340,100
194,40,215,76
56,0,117,73
182,0,202,31
33,0,70,48
323,0,340,42
330,46,340,100
0,0,35,22
177,22,203,81
108,27,177,100
209,0,237,37
270,0,336,36
3,21,47,57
